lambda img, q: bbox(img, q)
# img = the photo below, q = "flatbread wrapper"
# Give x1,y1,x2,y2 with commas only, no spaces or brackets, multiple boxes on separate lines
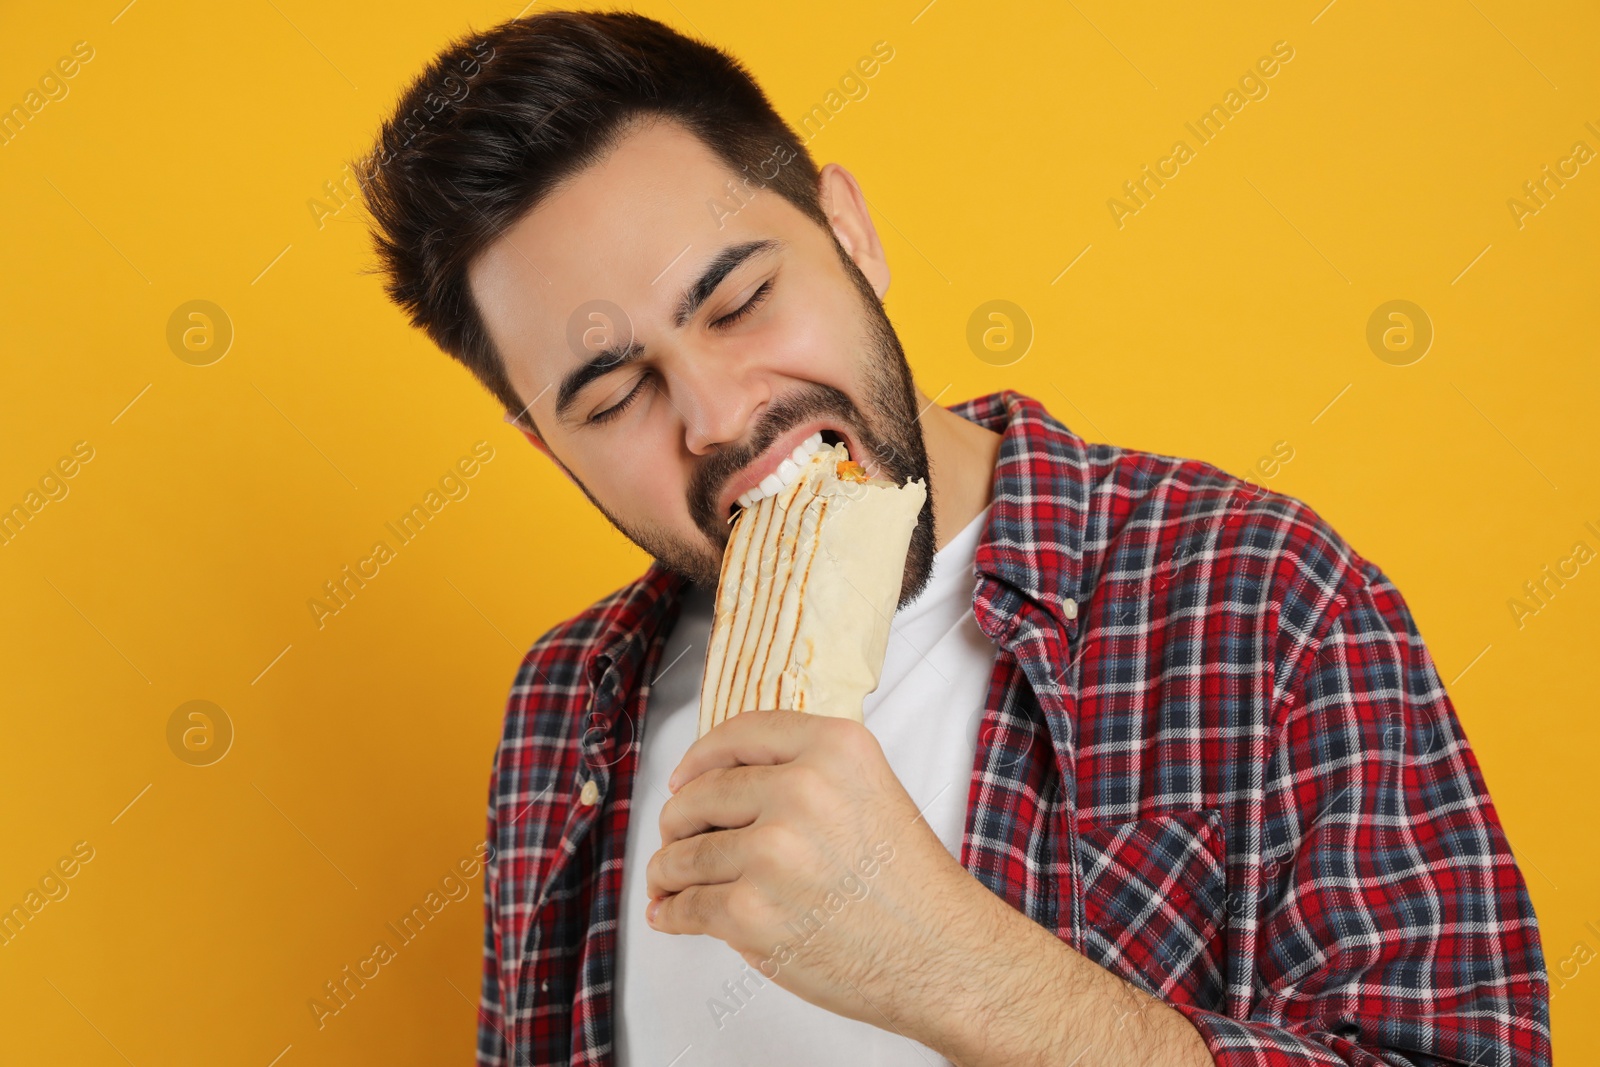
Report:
697,442,926,737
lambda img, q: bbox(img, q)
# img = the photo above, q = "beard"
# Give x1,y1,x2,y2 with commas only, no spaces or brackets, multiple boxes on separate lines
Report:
572,249,937,610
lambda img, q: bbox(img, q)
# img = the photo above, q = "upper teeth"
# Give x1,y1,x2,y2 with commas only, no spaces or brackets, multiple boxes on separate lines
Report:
735,432,825,510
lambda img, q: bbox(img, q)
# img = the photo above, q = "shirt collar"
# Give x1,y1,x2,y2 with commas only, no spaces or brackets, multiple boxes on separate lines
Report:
579,388,1090,686
951,390,1089,641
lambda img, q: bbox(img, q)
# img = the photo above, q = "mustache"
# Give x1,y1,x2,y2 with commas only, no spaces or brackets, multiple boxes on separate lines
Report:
686,385,862,538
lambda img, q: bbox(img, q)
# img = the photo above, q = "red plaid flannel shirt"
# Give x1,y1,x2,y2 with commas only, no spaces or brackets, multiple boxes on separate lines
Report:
477,390,1550,1066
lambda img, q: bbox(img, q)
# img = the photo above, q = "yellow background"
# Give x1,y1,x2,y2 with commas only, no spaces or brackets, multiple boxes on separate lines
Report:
2,0,1595,1062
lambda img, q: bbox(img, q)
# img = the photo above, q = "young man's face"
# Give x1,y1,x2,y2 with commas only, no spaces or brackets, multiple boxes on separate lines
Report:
468,118,934,600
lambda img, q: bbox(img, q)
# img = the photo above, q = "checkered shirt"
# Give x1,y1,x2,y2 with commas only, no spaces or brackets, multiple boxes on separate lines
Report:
476,389,1550,1066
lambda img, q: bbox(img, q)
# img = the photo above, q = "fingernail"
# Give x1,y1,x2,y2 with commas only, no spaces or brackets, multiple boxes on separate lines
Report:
646,898,661,924
666,772,679,793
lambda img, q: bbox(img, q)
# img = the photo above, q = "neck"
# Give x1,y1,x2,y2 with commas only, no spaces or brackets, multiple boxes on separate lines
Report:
914,389,1003,551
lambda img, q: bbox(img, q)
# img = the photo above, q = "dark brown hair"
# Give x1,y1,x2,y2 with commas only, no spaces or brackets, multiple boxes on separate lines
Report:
356,10,828,433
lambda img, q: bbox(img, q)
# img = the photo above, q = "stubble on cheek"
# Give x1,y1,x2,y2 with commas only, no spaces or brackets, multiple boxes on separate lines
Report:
548,243,930,593
627,520,723,587
579,473,725,587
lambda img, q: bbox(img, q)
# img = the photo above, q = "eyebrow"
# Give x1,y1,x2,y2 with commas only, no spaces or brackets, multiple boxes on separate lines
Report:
553,238,784,423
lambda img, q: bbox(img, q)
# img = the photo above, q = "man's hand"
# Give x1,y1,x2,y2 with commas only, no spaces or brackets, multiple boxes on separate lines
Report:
644,708,981,1037
643,707,1215,1067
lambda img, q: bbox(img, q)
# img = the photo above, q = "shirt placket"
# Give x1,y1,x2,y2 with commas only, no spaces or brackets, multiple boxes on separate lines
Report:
1007,609,1085,950
507,653,632,1065
968,577,1086,950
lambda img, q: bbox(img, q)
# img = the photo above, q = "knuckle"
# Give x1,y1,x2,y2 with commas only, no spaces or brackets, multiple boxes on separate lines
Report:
785,762,821,794
700,765,730,796
828,716,875,758
658,803,684,841
748,822,792,866
693,836,724,878
679,885,710,927
782,765,825,810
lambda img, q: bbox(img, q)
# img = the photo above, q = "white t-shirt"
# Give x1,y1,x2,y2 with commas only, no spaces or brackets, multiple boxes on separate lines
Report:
616,505,998,1066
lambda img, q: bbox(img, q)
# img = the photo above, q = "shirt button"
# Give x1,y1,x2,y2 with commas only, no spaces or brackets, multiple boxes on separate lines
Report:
1063,598,1079,620
579,779,600,806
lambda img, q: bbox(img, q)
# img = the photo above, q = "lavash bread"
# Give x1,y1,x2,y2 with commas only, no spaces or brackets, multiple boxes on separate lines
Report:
696,442,927,737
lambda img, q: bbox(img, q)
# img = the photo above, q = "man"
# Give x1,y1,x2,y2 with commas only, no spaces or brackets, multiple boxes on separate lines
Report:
358,10,1550,1066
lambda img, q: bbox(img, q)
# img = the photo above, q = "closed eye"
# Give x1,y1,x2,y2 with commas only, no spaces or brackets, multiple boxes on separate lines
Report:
587,276,773,424
586,372,651,425
711,279,773,329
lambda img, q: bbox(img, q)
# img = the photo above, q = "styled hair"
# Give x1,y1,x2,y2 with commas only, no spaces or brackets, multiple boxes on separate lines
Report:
356,10,828,433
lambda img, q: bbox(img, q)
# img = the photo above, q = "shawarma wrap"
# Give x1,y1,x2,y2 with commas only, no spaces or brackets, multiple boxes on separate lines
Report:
697,435,926,737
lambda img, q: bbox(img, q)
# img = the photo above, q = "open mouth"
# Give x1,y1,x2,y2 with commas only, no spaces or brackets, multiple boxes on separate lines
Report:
723,428,853,520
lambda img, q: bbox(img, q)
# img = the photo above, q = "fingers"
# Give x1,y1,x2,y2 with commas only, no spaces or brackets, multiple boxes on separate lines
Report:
647,881,741,937
658,764,777,847
645,827,747,899
667,708,844,792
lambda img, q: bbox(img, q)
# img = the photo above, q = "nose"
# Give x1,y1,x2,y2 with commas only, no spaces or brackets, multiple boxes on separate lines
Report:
670,354,769,457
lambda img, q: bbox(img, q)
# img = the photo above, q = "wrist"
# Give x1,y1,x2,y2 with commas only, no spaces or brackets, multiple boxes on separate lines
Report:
905,876,1213,1067
907,876,1077,1066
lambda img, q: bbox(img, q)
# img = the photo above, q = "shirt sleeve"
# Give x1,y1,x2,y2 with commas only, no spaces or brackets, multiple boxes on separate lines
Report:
1172,564,1551,1066
477,787,508,1066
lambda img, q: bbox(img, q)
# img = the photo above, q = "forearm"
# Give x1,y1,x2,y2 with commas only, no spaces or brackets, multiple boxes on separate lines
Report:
905,879,1213,1067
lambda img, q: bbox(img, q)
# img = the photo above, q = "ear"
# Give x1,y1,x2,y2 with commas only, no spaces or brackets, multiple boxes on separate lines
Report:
504,413,582,489
506,413,554,459
817,162,890,300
